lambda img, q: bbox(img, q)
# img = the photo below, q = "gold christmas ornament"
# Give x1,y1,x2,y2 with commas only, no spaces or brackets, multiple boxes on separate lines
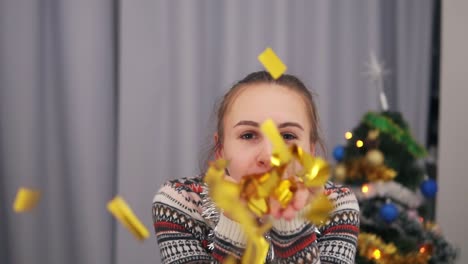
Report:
333,163,347,182
366,149,385,166
367,129,380,140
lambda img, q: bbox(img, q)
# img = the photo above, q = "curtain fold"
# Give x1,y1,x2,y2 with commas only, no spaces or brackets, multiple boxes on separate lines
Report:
0,1,117,264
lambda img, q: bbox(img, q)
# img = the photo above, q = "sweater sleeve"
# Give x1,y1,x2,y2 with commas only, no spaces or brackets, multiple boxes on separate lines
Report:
317,184,360,264
152,179,248,264
153,182,213,264
269,183,360,264
269,208,321,264
211,213,247,262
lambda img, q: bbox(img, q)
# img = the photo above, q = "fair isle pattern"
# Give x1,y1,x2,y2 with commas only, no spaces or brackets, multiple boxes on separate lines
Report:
280,246,321,264
158,239,212,264
317,183,360,264
153,177,359,264
271,227,320,264
154,203,209,243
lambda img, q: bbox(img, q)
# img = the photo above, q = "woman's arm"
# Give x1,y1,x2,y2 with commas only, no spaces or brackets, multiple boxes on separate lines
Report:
269,183,359,264
269,210,321,264
211,214,247,262
153,179,247,264
317,184,360,264
153,189,213,264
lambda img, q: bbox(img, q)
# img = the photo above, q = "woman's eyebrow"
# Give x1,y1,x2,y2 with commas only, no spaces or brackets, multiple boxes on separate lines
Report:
233,120,259,128
234,120,303,131
278,122,304,131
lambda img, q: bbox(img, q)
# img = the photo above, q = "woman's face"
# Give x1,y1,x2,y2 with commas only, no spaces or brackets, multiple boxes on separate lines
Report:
216,83,315,182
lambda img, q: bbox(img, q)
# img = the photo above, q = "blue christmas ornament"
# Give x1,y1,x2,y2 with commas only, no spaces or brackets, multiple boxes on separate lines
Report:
332,145,345,162
379,202,399,223
420,179,438,198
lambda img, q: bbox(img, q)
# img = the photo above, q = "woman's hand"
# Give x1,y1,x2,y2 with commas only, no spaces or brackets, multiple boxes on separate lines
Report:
269,183,322,221
224,172,322,222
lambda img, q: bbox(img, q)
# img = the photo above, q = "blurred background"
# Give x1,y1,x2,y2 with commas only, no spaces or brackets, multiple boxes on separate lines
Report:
0,0,466,263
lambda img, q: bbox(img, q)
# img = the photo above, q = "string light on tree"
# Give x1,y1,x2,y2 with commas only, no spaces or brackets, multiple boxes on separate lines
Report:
361,184,370,195
420,246,426,254
345,131,353,140
419,244,434,255
356,140,364,148
372,249,382,260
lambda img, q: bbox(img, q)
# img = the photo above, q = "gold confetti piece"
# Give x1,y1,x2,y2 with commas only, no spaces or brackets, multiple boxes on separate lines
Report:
13,187,41,212
247,196,269,218
107,196,150,241
302,157,330,187
292,145,330,187
254,171,280,198
260,119,292,165
273,179,294,208
304,193,334,225
258,47,287,79
244,236,270,264
242,218,271,264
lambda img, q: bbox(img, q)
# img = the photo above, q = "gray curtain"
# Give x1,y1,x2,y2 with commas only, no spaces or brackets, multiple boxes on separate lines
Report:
0,1,116,264
0,1,434,264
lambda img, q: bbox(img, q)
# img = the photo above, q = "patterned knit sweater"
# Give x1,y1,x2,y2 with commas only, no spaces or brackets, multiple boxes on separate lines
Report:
153,176,359,264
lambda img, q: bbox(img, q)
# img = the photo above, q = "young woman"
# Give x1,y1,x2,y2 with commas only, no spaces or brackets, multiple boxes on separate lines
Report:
152,71,359,264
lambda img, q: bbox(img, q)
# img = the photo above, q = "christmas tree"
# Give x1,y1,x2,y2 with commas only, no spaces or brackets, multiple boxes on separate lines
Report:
331,55,458,264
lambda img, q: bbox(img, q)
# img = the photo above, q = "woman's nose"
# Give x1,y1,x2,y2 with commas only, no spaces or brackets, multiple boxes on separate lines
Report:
256,141,272,168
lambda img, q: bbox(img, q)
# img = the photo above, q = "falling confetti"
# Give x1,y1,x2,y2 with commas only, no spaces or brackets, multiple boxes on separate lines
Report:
258,47,287,79
107,196,150,241
13,187,41,212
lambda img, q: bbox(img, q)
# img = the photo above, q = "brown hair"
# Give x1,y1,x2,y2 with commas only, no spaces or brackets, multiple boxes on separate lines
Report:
200,71,325,172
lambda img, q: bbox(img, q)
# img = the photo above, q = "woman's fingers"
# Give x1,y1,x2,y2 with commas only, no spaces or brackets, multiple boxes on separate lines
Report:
269,198,296,220
281,206,296,220
268,185,310,220
292,187,309,210
269,197,282,219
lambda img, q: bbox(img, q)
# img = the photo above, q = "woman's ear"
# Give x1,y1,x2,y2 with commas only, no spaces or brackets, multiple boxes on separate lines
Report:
214,133,223,159
310,143,316,157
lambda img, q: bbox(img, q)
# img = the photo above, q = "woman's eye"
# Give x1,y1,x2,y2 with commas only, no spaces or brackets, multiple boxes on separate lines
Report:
282,133,297,141
240,132,257,140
